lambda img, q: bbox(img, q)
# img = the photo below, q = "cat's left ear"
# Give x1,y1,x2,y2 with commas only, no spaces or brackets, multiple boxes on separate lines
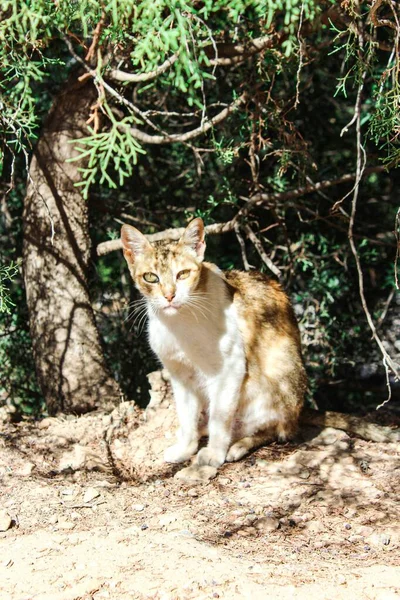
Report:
180,218,206,261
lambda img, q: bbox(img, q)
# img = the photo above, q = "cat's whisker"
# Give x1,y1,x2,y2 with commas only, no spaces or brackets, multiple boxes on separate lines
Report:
186,298,214,316
131,307,148,329
136,310,149,335
185,301,210,321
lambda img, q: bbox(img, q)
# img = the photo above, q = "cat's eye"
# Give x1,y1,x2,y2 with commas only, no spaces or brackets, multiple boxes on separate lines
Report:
143,272,159,284
177,269,191,280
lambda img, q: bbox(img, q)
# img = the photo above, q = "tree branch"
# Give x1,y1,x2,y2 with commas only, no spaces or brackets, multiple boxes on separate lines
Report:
120,92,248,144
238,166,385,219
108,35,278,84
97,221,236,256
96,166,387,256
243,224,282,278
109,53,179,83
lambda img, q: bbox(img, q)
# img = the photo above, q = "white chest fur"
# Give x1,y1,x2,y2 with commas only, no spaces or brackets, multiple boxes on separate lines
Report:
148,297,245,378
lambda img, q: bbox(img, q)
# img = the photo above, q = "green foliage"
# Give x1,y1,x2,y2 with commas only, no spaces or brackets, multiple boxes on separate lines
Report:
0,261,19,314
70,115,146,198
1,0,399,416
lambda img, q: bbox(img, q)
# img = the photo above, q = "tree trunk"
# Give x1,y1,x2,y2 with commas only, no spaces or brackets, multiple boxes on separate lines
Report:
23,78,122,414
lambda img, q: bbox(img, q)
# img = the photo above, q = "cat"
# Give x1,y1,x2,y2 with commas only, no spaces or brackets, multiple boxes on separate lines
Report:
121,217,308,468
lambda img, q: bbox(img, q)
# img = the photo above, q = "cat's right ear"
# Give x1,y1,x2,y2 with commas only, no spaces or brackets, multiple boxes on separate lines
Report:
121,224,151,263
180,217,206,261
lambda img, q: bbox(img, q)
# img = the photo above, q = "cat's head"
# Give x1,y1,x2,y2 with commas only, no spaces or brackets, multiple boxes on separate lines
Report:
121,218,206,316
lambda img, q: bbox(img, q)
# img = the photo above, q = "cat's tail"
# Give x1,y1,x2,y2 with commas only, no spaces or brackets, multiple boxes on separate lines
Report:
300,407,400,443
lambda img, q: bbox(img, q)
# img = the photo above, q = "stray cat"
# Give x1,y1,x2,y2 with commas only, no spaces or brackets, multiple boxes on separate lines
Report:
121,217,307,467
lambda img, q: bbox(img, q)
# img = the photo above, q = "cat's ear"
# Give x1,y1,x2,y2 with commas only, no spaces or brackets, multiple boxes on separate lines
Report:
180,218,206,261
121,224,152,263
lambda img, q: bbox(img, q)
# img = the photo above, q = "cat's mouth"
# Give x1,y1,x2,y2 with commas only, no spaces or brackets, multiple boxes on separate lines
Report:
163,303,182,314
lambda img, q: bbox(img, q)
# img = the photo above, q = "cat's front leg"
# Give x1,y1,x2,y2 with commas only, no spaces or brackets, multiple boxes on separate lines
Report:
195,364,245,468
164,367,202,464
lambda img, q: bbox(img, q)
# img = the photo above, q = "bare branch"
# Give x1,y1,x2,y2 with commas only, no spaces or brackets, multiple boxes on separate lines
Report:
97,220,236,256
234,222,252,271
206,35,278,66
96,166,387,257
238,166,385,219
370,0,397,30
243,224,282,278
109,53,179,83
346,68,400,397
109,35,277,83
121,92,248,144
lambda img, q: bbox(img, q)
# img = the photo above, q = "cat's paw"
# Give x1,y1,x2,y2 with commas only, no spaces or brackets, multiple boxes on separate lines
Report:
164,442,197,464
226,441,249,462
195,447,226,468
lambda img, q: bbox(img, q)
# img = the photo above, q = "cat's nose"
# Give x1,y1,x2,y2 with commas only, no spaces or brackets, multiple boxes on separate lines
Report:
164,292,175,303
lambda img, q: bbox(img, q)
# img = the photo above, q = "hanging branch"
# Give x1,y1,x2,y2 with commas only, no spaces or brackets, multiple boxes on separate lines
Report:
342,35,400,407
96,166,386,256
242,224,282,277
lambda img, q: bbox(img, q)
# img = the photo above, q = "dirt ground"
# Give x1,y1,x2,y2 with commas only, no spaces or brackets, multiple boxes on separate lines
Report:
1,371,399,600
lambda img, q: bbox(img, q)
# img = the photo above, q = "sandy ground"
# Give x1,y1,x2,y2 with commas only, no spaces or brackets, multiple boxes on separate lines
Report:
1,372,399,600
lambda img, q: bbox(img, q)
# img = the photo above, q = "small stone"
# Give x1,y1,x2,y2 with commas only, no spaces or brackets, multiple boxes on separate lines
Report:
356,525,374,537
187,489,198,497
174,465,217,484
19,462,35,476
133,504,145,512
255,516,279,532
218,478,231,485
38,417,55,429
344,523,352,530
299,468,310,480
60,488,76,496
83,487,100,503
348,534,364,543
140,524,148,531
57,519,75,530
306,521,324,534
237,529,252,537
0,510,12,532
48,515,58,525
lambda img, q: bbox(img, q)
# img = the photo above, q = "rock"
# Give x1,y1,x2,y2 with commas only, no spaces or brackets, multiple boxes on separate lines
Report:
305,520,324,534
298,468,310,480
133,504,145,512
348,534,364,543
60,487,76,497
38,417,56,430
174,465,217,484
0,510,12,532
159,513,179,527
83,487,101,503
255,516,279,532
187,489,198,497
57,519,75,530
19,462,35,476
356,525,374,537
218,477,231,485
369,532,391,547
48,515,58,525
